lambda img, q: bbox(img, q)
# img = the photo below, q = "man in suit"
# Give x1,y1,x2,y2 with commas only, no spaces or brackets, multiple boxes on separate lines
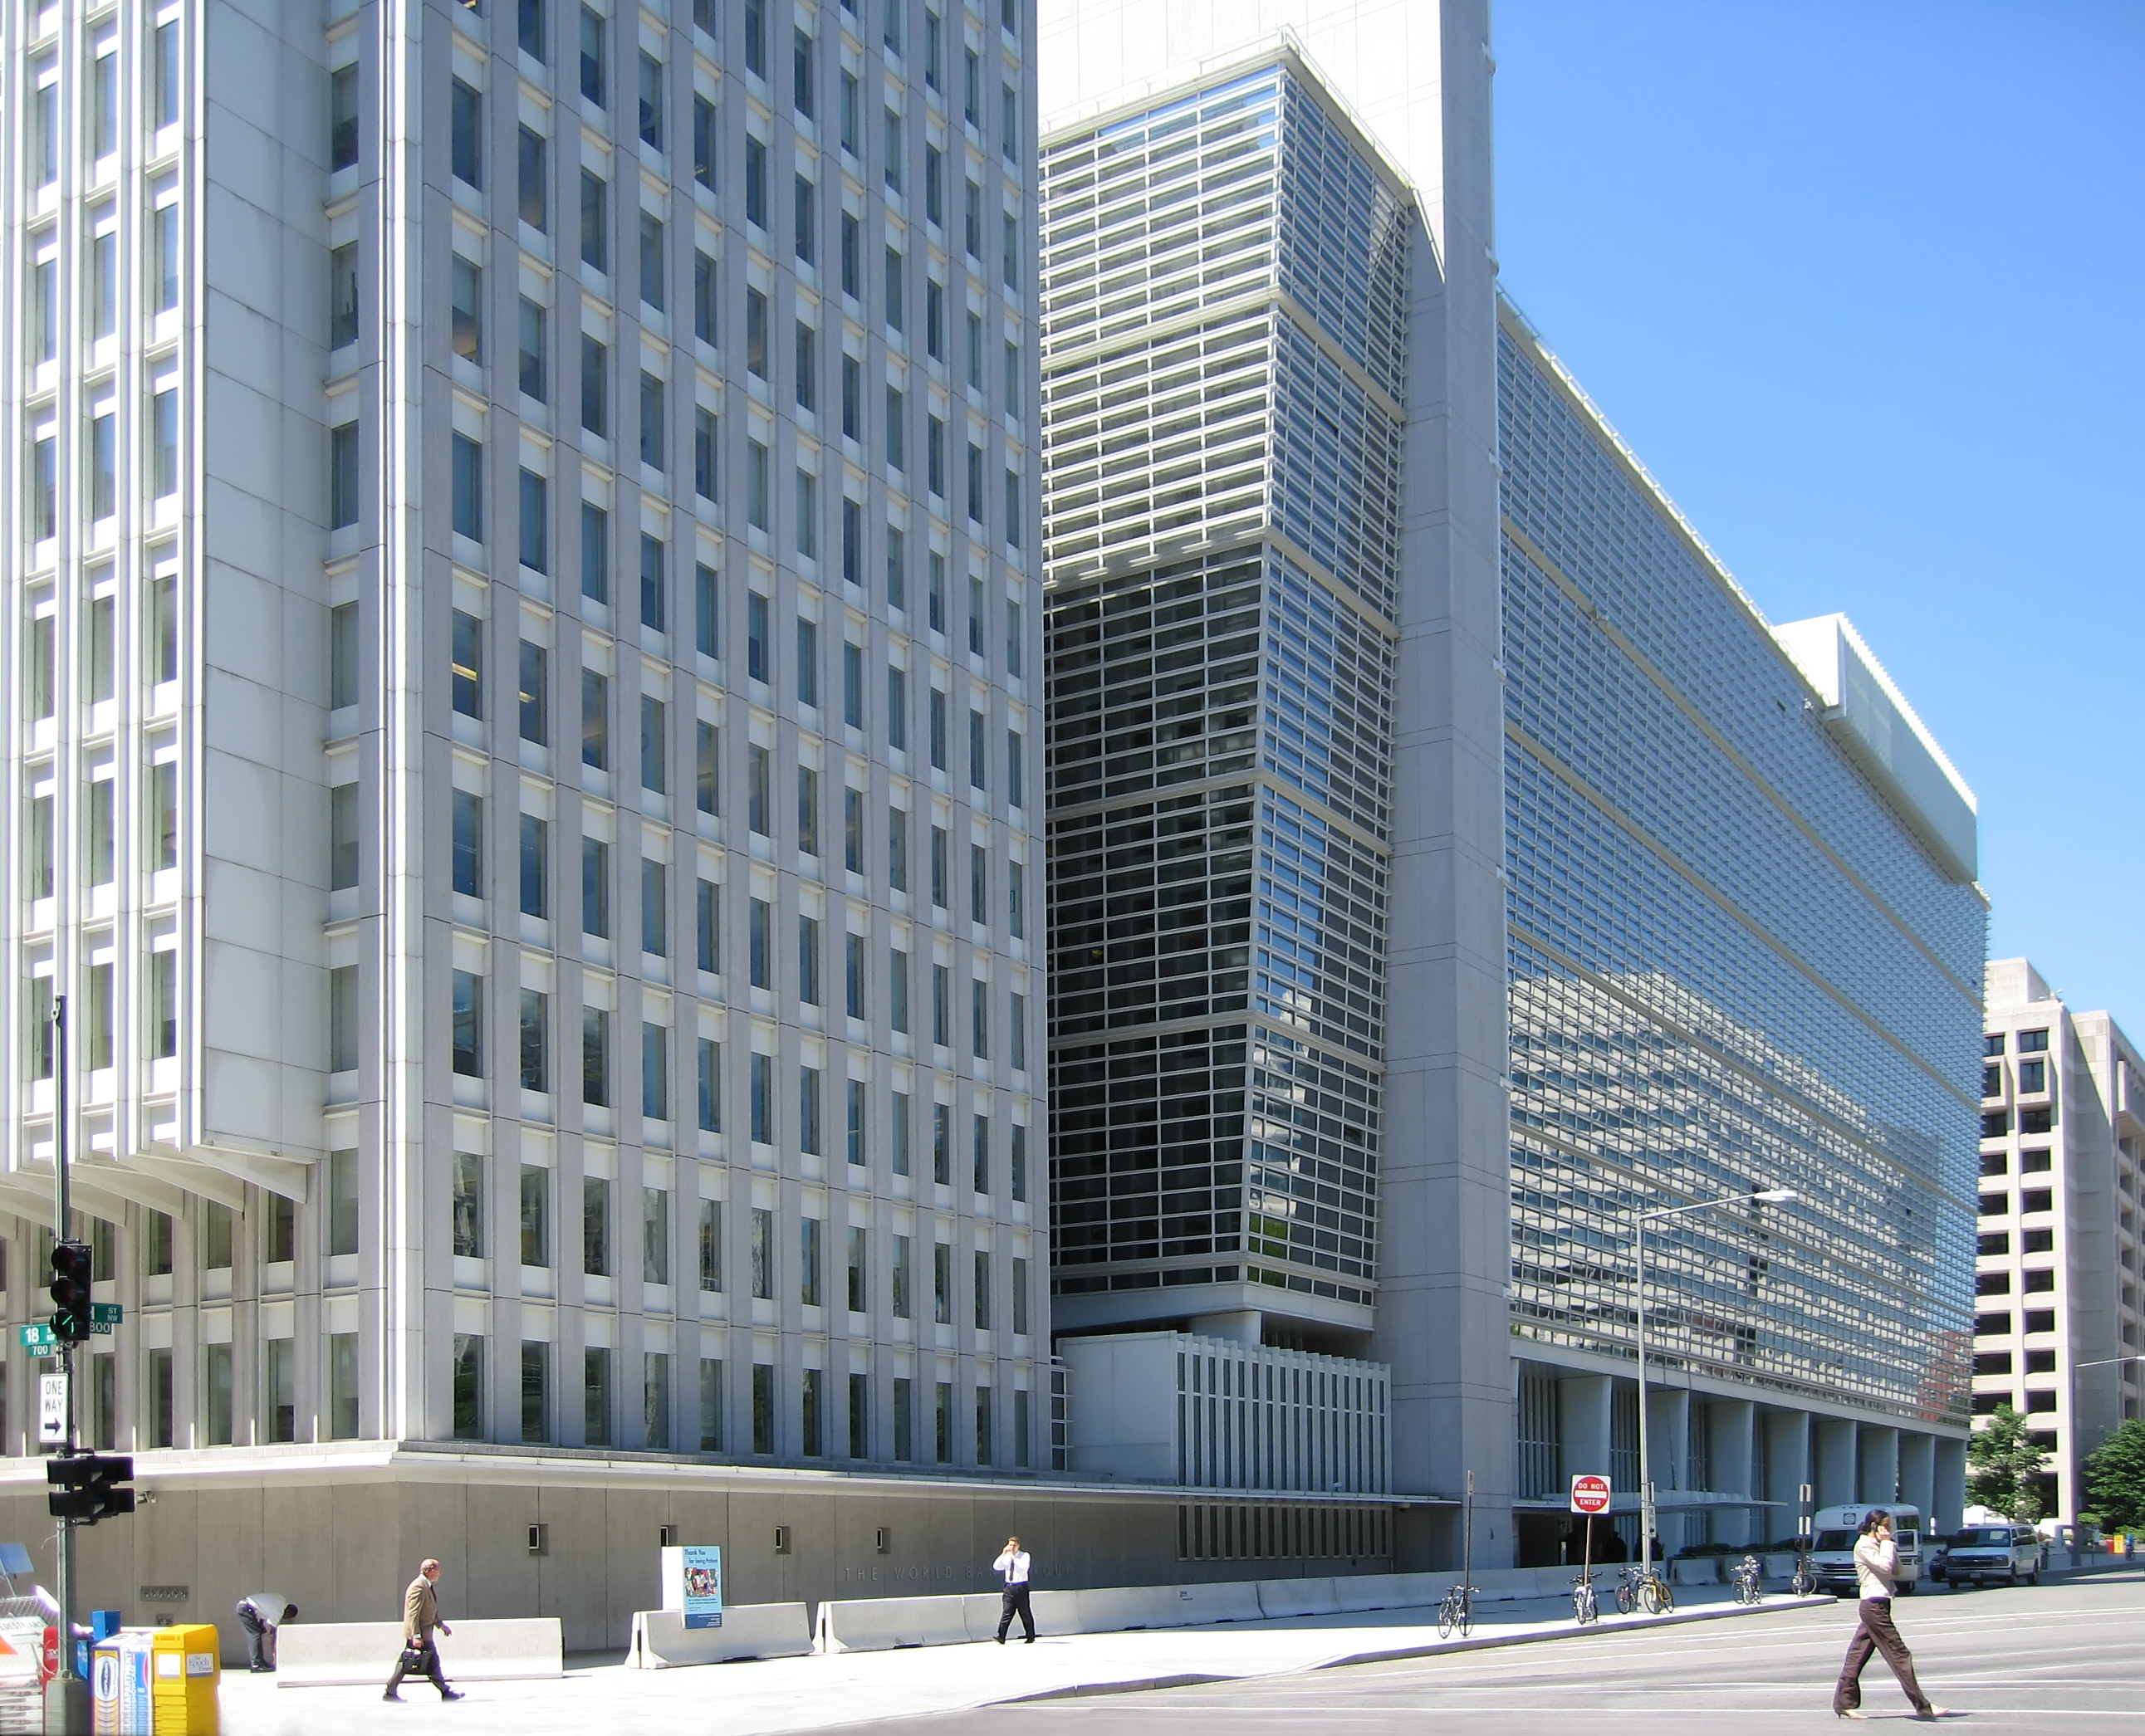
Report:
383,1558,464,1702
992,1536,1036,1644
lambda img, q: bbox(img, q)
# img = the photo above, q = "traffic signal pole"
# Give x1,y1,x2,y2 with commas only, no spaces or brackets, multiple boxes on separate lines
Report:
47,995,86,1736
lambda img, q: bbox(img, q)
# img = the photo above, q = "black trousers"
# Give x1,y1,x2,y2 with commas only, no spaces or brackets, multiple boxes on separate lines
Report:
997,1585,1036,1641
235,1606,272,1670
385,1637,451,1698
1834,1597,1932,1714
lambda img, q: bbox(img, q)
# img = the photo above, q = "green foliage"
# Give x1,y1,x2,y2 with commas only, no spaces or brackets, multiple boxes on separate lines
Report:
2082,1418,2145,1532
1966,1403,2047,1523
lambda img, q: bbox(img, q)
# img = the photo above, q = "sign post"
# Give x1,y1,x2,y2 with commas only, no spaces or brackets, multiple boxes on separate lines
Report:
1570,1474,1612,1589
47,990,88,1736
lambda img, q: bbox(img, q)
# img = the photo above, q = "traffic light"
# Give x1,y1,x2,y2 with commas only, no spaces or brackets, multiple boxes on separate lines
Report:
48,1241,92,1342
47,1454,135,1525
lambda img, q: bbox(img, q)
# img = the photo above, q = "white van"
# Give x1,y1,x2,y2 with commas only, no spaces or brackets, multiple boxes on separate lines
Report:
1806,1504,1924,1597
1940,1522,2042,1588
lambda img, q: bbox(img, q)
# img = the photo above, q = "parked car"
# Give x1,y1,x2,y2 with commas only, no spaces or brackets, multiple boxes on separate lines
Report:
1940,1523,2042,1588
1807,1504,1924,1597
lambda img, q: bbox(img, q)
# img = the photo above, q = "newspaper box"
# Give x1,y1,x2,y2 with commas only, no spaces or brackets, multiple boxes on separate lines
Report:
91,1632,154,1735
149,1625,218,1735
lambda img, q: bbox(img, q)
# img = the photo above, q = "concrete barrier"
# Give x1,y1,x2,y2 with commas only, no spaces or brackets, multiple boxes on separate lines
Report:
1671,1558,1719,1587
820,1559,1648,1659
628,1605,812,1668
1156,1580,1265,1626
1258,1577,1340,1618
819,1594,974,1652
277,1619,562,1688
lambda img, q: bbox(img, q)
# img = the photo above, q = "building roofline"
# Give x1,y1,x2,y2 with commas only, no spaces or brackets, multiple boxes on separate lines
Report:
1499,292,1985,894
1039,32,1422,214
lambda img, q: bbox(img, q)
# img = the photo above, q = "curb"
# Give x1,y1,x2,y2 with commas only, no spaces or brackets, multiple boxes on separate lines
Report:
1001,1594,1834,1706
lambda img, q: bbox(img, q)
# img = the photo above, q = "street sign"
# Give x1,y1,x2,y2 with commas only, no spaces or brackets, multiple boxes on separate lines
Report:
91,1304,122,1326
18,1324,56,1351
1570,1473,1613,1515
38,1373,67,1445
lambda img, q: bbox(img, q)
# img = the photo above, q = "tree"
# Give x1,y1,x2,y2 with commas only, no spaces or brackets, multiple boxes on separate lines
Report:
1966,1404,2046,1523
2083,1418,2145,1533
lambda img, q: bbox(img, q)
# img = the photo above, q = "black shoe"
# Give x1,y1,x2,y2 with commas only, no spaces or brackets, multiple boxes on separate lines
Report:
441,1690,464,1701
383,1692,401,1702
995,1634,1006,1644
1025,1636,1036,1644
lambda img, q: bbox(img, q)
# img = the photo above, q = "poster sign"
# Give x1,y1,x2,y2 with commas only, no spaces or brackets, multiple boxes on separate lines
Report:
681,1546,722,1630
1570,1474,1612,1515
38,1374,67,1445
659,1545,723,1630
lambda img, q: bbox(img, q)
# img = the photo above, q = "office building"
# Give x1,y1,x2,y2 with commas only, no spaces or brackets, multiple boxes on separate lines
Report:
1,0,1060,1646
1975,960,2145,1521
1040,1,1985,1565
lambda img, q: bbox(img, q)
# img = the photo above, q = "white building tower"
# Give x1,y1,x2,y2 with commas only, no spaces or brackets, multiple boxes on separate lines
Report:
2,0,1046,1646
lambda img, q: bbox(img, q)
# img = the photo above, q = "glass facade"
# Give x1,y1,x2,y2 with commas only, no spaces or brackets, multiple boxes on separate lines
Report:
1042,66,1405,1320
1498,309,1981,1426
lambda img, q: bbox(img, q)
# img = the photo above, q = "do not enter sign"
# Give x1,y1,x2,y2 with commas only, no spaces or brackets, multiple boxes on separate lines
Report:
1570,1474,1612,1515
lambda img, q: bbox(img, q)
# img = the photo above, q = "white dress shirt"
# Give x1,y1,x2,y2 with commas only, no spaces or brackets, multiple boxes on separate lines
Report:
993,1549,1031,1586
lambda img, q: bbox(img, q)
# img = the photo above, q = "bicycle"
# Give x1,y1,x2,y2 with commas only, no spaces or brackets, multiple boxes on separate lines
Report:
1570,1573,1599,1625
1436,1582,1478,1640
1731,1555,1763,1606
1614,1562,1674,1615
1791,1551,1816,1597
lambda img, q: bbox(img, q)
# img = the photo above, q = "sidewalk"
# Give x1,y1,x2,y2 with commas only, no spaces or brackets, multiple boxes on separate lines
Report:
217,1584,1823,1736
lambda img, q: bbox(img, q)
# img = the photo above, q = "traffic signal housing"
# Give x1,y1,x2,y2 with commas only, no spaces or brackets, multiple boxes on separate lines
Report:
47,1454,135,1524
48,1241,92,1342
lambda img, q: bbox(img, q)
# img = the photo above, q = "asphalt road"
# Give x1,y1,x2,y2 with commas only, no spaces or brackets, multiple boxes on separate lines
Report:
850,1571,2145,1734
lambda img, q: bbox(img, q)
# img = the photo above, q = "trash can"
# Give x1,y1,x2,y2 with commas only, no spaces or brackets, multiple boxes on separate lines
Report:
149,1624,218,1735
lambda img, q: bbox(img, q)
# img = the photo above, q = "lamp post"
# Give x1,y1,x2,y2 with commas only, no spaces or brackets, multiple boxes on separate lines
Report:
2067,1354,2145,1533
1633,1188,1800,1582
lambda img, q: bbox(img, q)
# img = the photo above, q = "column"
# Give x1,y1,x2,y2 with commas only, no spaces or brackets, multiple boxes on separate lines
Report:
1898,1432,1936,1529
1558,1373,1612,1486
1857,1424,1900,1506
1814,1417,1858,1509
1932,1435,1968,1533
1764,1408,1813,1543
1647,1387,1690,1553
1708,1399,1756,1546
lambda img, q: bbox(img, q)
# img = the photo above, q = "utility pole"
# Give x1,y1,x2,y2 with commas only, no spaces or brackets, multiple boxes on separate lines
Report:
45,995,86,1736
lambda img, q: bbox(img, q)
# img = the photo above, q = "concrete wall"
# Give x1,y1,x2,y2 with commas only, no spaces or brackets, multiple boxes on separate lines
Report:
0,1459,1403,1659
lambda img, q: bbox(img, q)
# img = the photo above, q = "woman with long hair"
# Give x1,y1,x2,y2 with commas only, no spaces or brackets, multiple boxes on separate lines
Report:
1833,1509,1952,1720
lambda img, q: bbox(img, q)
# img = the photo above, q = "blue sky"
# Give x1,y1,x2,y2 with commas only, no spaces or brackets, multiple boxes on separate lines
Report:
1493,0,2145,1034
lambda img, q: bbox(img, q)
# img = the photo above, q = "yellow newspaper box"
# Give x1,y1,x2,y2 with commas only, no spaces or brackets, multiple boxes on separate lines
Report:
149,1624,219,1735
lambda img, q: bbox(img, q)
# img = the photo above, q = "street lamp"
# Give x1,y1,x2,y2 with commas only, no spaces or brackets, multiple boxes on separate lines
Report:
2066,1355,2145,1529
1633,1187,1800,1582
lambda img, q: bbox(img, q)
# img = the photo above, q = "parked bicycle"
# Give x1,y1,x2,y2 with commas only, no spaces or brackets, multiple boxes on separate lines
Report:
1732,1555,1763,1605
1614,1561,1675,1616
1437,1581,1478,1640
1791,1548,1816,1597
1570,1573,1599,1626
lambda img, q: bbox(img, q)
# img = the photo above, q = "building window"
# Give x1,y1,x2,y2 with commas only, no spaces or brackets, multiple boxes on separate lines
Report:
579,3,608,105
451,790,483,896
582,1006,610,1104
637,50,664,149
585,1347,611,1445
330,423,360,527
452,971,483,1076
452,434,482,539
